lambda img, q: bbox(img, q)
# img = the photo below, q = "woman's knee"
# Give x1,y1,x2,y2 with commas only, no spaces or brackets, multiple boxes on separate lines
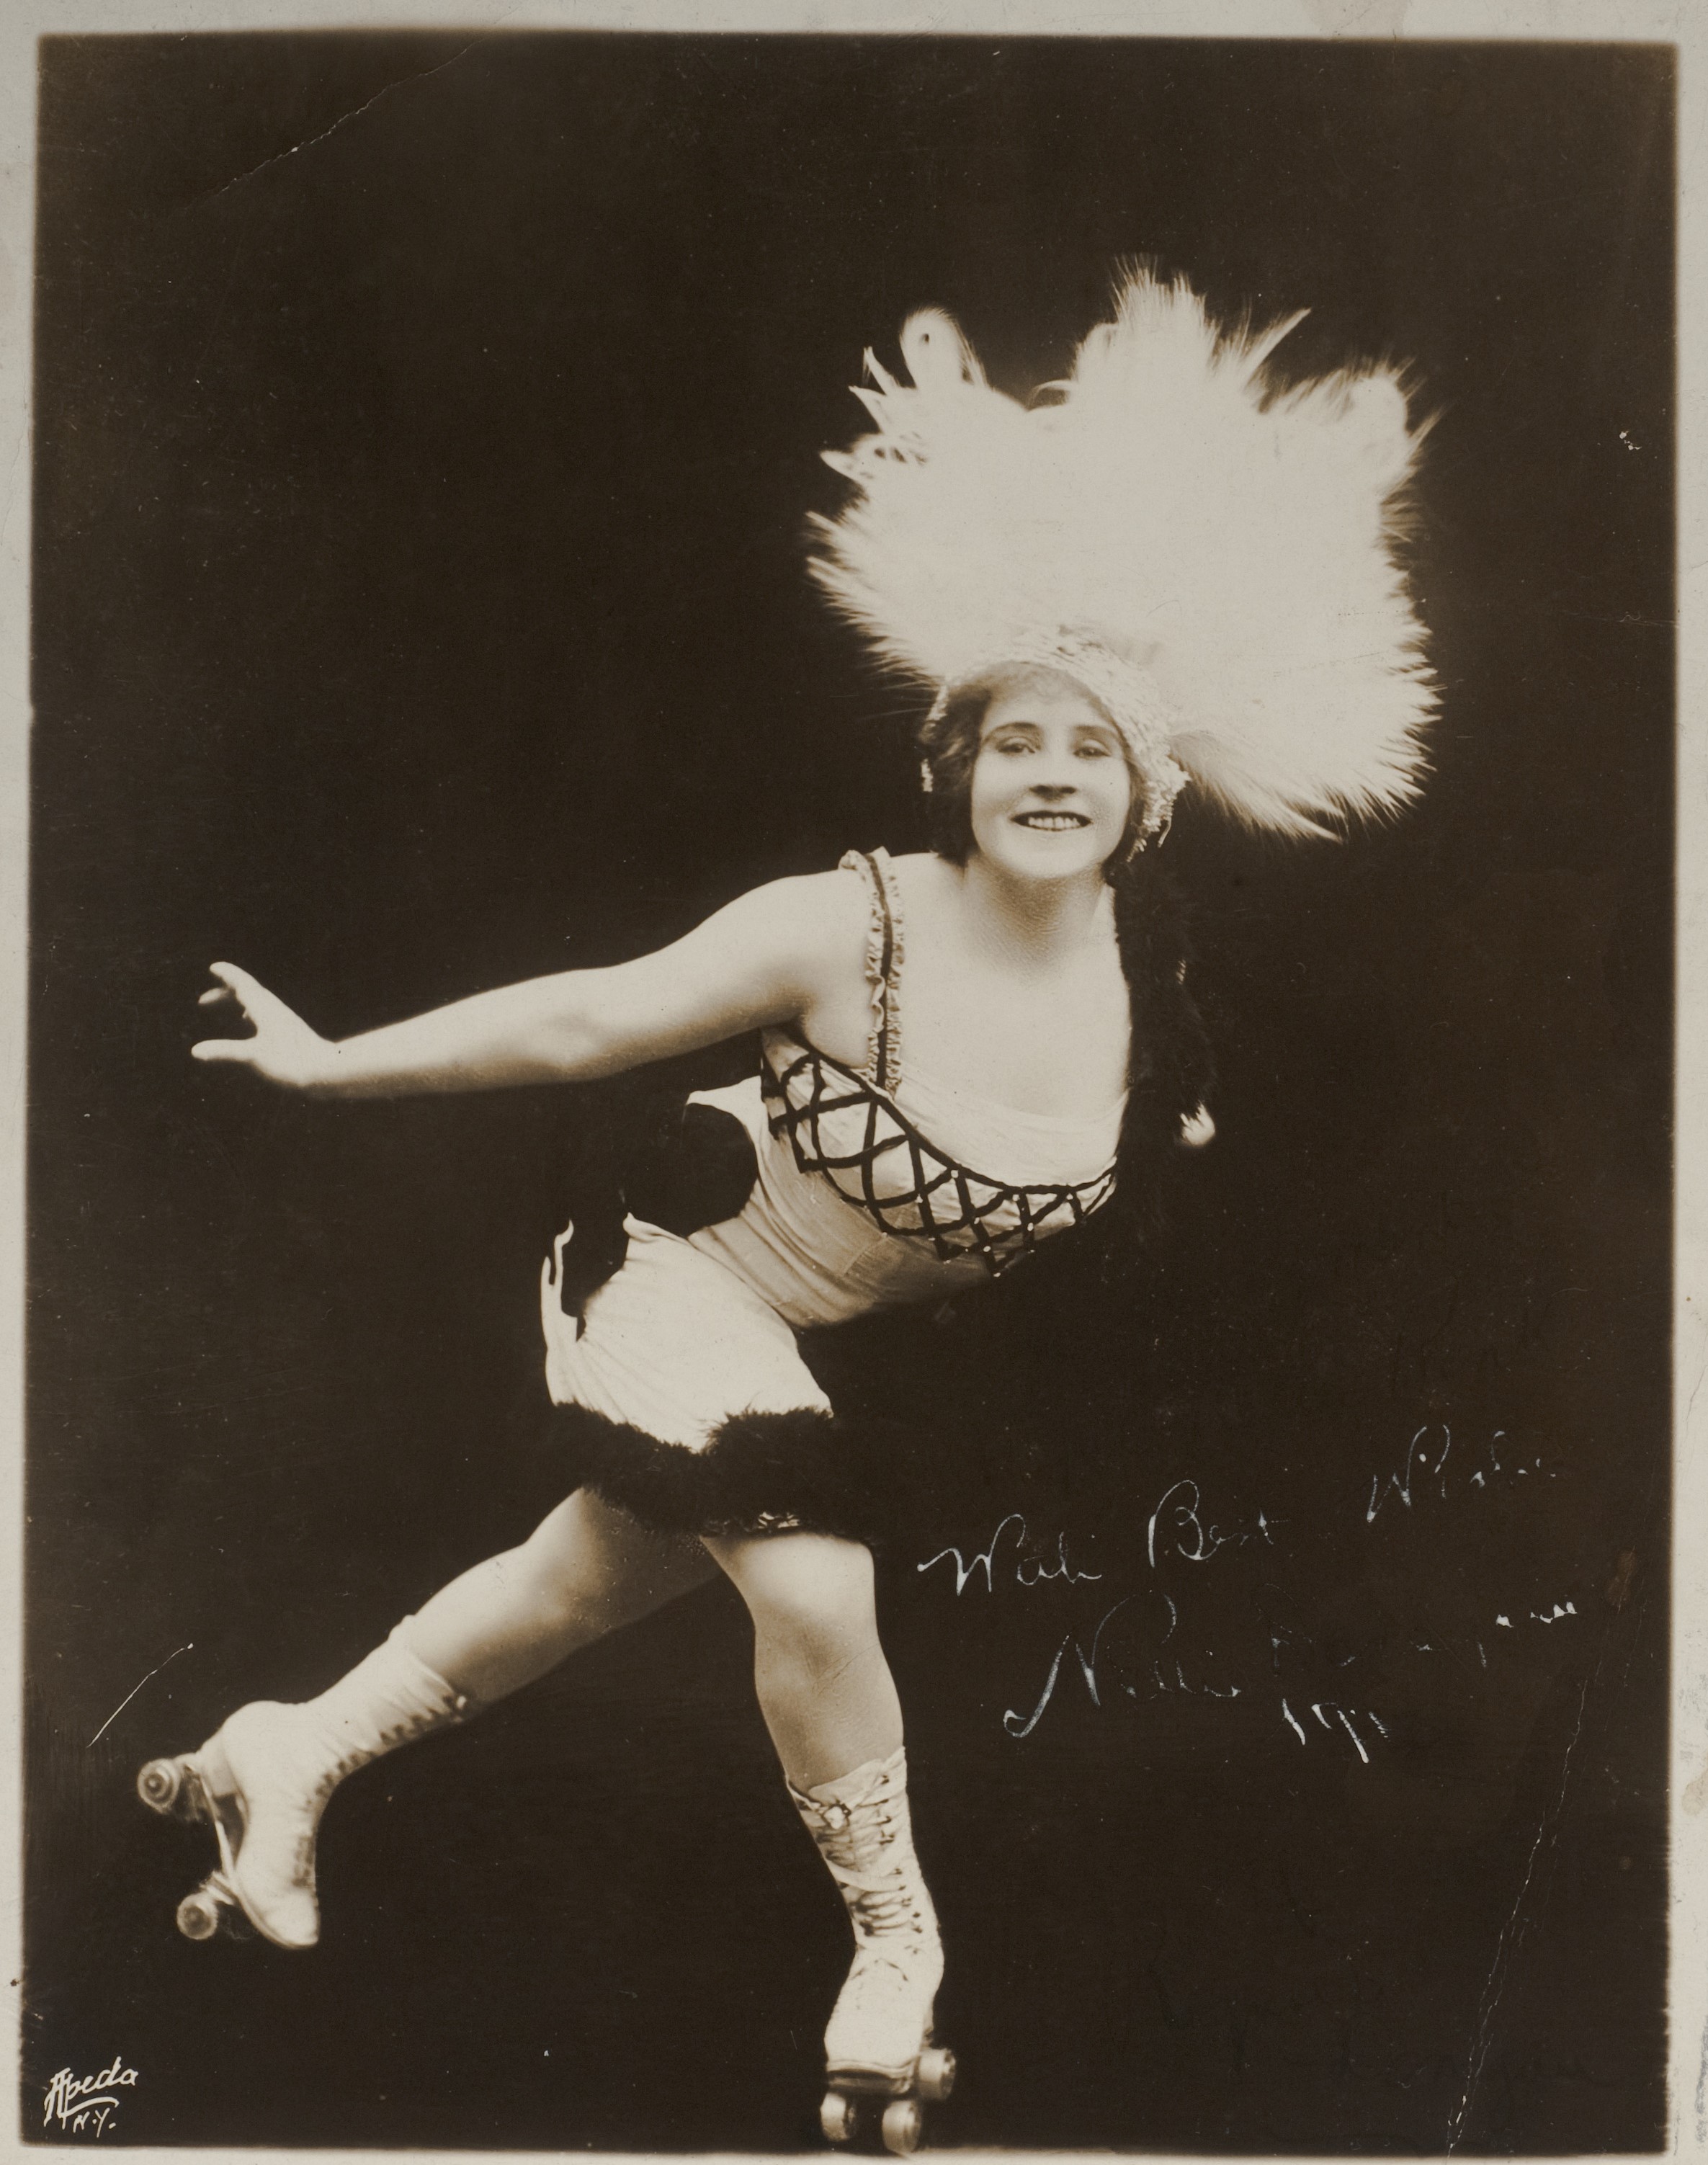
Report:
712,1532,880,1653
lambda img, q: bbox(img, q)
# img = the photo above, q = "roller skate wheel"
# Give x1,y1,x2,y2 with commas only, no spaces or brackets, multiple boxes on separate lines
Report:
916,2046,955,2103
137,1757,184,1814
880,2097,923,2156
820,2091,857,2146
175,1887,223,1942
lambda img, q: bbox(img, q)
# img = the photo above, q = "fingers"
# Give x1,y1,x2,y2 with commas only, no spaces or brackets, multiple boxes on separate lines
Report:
197,969,262,1059
200,960,290,1028
193,962,318,1087
205,960,269,1006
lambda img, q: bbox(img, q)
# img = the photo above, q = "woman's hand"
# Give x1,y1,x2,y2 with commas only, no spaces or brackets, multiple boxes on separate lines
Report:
192,963,334,1092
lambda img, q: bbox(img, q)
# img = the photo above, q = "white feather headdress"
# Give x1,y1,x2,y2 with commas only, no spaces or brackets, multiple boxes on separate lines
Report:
809,269,1436,841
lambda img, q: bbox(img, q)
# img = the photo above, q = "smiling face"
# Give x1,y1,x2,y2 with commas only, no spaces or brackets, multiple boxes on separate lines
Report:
966,674,1136,883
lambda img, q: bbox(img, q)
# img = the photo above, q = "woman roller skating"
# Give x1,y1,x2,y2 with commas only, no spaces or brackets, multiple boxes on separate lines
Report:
138,269,1434,2153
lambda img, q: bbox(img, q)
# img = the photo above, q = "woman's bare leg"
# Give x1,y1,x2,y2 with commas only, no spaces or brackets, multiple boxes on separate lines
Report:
705,1529,941,2094
151,1491,715,1948
702,1530,901,1787
407,1488,719,1701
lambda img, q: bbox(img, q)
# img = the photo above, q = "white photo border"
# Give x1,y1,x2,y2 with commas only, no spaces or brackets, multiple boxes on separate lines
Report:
0,3,1694,2159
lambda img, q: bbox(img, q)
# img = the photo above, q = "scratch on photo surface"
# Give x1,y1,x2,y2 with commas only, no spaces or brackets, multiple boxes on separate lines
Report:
1446,1674,1589,2150
89,1643,193,1748
200,37,491,203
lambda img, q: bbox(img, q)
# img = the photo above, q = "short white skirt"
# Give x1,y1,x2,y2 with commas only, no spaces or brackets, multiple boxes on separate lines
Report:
540,1215,833,1453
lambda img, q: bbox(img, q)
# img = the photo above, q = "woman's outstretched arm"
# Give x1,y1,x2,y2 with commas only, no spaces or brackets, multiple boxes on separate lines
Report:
192,874,858,1099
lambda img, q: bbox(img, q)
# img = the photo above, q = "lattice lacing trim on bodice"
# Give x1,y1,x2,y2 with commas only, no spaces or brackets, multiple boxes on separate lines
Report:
761,1037,1117,1277
762,848,1118,1275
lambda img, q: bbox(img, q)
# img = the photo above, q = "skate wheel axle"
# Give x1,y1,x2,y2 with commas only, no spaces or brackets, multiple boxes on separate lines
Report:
174,1870,245,1943
138,1755,207,1819
176,1886,223,1942
880,2098,923,2156
916,2047,954,2104
821,2091,858,2145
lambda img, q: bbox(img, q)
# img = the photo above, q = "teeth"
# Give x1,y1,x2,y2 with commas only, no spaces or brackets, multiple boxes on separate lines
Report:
1018,814,1086,830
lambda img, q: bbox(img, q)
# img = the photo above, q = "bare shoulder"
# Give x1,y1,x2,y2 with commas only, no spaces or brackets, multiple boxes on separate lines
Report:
576,862,877,1059
703,859,898,1059
699,862,872,996
882,849,957,920
884,849,948,888
723,863,869,942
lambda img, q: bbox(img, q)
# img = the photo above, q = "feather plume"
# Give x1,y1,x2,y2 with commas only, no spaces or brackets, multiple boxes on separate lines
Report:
809,270,1436,838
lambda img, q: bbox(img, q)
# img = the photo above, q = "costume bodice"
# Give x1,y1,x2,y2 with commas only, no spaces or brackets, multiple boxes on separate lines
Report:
687,849,1124,1326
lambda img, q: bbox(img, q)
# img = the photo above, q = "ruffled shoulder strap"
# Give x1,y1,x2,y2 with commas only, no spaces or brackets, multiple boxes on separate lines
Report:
837,847,906,1092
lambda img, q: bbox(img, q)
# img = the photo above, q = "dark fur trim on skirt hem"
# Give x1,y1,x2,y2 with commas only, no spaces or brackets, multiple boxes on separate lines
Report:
549,1401,903,1544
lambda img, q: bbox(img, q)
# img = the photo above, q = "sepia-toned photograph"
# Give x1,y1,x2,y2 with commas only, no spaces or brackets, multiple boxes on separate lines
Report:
19,21,1673,2155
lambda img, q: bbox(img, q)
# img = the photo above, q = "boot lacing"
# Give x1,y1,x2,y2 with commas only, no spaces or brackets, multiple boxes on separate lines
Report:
804,1796,934,1981
287,1700,468,1891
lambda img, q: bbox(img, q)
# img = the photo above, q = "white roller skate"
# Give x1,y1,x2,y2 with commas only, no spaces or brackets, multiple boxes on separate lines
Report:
791,1747,954,2156
136,1621,469,1948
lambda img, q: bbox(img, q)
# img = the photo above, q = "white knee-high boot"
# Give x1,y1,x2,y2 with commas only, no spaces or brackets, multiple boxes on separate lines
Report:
156,1620,471,1949
790,1747,945,2087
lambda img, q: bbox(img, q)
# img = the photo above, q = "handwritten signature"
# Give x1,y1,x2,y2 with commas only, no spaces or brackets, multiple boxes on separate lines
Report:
918,1513,1101,1593
916,1486,1274,1600
919,1425,1582,1756
45,2061,138,2138
1365,1423,1552,1523
1000,1590,1390,1754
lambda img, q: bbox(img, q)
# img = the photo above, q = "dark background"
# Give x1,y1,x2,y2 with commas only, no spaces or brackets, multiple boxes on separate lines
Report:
26,32,1671,2155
